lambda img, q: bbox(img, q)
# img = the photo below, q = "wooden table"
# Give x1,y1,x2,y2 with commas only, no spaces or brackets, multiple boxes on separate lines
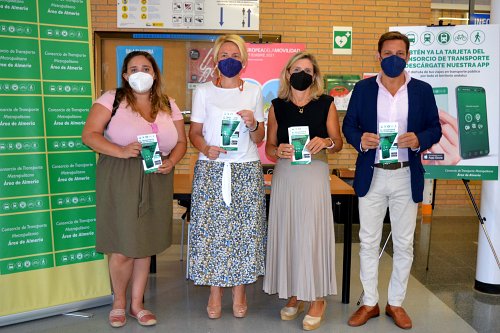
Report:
169,173,356,304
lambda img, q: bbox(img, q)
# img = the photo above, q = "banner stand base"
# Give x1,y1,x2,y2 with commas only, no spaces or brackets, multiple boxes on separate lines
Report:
63,311,94,318
0,295,112,327
474,280,500,294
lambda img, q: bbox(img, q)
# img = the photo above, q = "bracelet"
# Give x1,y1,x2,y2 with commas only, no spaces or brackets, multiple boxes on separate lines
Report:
249,121,259,132
325,137,335,149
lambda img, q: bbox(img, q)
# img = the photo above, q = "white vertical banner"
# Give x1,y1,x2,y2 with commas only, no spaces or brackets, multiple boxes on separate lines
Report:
475,0,500,295
392,25,499,181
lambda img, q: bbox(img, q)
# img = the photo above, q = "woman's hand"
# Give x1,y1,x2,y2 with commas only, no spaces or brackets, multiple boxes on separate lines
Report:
306,137,330,154
120,142,141,159
237,109,256,130
275,143,294,159
203,145,227,160
156,158,174,174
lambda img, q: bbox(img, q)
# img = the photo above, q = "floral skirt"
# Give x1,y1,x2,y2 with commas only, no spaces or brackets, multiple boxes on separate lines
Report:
188,160,266,286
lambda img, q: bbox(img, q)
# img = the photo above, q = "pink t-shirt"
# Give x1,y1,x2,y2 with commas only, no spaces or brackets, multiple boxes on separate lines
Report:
94,90,184,156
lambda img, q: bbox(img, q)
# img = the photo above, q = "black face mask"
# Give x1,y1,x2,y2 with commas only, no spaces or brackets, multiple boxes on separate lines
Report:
290,71,313,91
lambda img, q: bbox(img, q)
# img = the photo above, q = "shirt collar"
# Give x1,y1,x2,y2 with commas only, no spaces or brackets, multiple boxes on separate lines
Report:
376,70,411,87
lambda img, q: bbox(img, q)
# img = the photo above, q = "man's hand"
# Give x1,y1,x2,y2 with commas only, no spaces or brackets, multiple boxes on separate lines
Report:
398,132,419,149
361,133,380,151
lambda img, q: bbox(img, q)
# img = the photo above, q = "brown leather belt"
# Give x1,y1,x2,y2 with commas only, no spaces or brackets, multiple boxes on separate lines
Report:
373,161,410,170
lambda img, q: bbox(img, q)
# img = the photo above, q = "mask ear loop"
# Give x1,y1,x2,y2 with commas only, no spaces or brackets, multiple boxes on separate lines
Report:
239,63,246,91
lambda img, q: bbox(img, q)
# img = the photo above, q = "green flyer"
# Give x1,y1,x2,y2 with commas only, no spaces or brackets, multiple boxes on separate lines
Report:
288,126,311,165
138,134,162,173
220,111,240,151
379,122,398,164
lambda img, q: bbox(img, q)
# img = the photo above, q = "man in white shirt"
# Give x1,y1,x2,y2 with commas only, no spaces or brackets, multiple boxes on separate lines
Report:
342,31,442,329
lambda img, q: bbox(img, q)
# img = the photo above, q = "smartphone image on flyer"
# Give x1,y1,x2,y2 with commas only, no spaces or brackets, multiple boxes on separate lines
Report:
220,111,240,151
288,126,311,165
456,86,490,159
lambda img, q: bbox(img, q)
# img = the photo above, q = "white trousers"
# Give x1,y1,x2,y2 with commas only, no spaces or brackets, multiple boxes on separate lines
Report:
358,167,418,307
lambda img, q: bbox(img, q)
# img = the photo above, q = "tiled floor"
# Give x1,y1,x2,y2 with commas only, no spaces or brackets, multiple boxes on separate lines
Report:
1,207,498,333
411,215,499,333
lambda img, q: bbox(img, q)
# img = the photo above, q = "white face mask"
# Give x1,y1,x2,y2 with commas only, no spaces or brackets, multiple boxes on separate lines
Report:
127,72,154,93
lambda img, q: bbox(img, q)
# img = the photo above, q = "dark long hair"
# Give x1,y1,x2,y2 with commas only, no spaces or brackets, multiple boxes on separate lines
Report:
119,50,171,117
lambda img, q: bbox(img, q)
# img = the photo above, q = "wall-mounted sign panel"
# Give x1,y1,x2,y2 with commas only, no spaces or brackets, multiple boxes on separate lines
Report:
117,0,259,31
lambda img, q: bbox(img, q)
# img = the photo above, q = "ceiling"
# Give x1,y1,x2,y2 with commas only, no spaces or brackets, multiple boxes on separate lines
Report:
433,0,490,4
432,0,491,10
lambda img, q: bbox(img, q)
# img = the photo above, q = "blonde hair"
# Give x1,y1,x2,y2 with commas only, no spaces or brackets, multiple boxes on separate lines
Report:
278,51,324,101
212,34,248,64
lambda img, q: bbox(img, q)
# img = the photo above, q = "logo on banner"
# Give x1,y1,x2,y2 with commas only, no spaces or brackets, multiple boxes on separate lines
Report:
437,31,451,45
453,30,469,45
421,31,435,45
406,31,418,46
471,30,485,44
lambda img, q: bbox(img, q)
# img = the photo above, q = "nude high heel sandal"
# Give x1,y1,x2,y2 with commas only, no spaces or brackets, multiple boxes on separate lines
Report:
207,288,223,319
280,301,305,320
232,288,247,318
302,300,327,331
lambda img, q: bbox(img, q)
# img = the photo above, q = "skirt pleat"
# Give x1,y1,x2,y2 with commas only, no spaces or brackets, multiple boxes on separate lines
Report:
263,159,337,301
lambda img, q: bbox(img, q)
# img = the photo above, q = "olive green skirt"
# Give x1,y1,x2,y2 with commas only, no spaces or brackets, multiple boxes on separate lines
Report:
95,154,173,258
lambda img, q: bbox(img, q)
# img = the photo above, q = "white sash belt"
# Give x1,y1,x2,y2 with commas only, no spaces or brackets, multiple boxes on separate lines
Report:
221,161,232,207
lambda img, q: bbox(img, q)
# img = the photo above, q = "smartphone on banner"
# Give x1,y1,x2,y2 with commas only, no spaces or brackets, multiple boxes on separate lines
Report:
433,87,448,112
456,86,489,159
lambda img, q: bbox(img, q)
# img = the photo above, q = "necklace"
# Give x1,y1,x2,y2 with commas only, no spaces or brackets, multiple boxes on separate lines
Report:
293,99,309,114
215,77,244,91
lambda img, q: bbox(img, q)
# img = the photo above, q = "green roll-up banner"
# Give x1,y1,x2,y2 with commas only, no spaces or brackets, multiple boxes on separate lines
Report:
0,0,111,326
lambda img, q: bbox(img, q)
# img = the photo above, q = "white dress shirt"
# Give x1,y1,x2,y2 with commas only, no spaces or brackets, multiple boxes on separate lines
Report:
374,71,412,163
